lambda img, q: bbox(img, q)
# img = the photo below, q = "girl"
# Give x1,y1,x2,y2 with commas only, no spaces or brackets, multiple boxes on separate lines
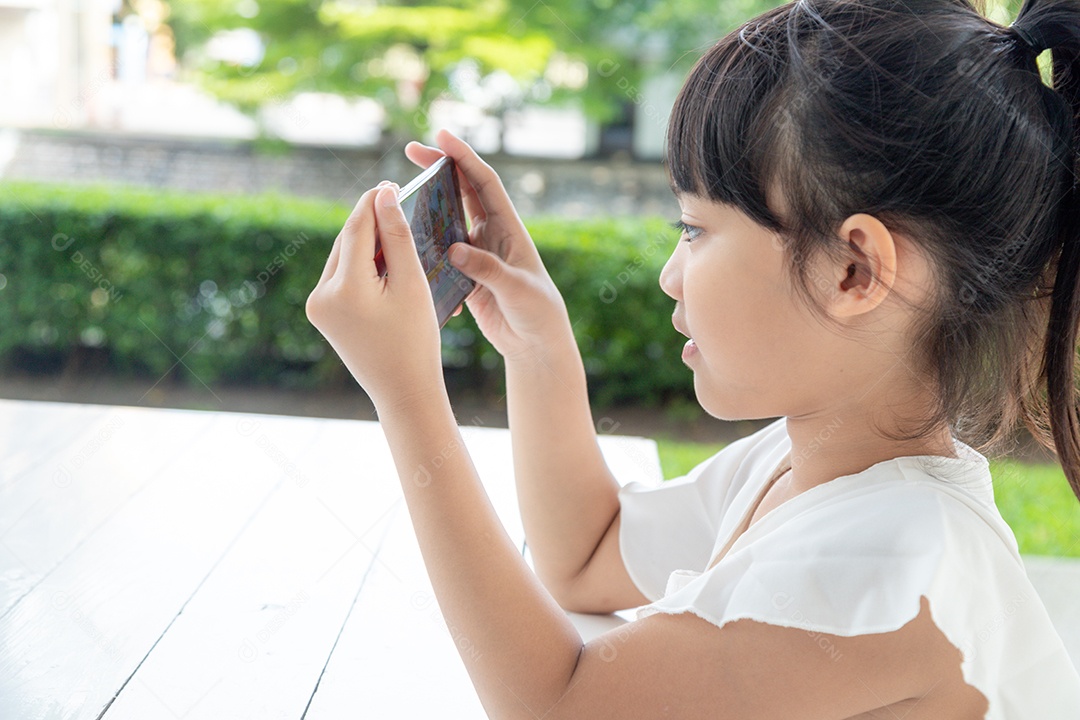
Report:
305,0,1080,716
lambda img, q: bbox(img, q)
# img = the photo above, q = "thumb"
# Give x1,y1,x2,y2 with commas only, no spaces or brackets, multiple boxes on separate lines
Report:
374,184,423,280
448,242,516,290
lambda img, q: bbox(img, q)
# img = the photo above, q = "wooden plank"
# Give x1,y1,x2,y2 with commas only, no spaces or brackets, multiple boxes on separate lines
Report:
442,424,664,549
596,431,664,487
302,497,488,718
0,399,125,489
0,399,664,718
0,404,299,720
98,416,406,719
0,402,216,619
302,426,661,717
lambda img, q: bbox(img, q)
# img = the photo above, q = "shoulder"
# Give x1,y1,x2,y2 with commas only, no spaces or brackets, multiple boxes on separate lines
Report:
642,472,1011,637
778,455,1004,556
797,467,1013,571
622,416,787,501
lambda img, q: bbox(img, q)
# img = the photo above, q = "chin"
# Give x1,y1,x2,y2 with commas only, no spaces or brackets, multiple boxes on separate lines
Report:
694,380,777,423
694,392,748,422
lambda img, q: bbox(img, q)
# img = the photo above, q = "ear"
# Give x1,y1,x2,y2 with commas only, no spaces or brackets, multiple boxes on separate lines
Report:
827,213,897,318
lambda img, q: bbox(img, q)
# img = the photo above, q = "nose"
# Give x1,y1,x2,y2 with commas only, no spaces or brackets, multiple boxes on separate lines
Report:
659,245,682,301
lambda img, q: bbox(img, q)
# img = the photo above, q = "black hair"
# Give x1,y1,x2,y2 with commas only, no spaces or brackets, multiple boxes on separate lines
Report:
666,0,1080,502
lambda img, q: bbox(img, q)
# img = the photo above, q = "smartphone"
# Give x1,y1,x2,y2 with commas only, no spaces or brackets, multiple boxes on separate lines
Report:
373,155,475,328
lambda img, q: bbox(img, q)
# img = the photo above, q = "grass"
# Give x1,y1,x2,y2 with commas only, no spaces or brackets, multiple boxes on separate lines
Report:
653,438,1080,559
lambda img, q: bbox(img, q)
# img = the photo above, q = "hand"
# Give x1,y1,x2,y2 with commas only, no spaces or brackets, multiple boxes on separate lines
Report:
305,180,446,412
406,129,573,362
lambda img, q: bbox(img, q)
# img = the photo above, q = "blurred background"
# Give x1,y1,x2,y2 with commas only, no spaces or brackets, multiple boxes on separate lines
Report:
0,0,802,430
1,0,1074,557
0,0,783,220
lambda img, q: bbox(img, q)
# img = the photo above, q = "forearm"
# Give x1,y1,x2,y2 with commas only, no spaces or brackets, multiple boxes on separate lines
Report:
504,328,622,598
375,390,582,720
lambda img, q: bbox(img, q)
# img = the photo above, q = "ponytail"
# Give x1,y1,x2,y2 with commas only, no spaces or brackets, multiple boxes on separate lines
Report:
1014,0,1080,502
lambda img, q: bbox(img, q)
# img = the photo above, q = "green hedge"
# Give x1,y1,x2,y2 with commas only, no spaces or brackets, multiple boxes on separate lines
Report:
0,180,693,408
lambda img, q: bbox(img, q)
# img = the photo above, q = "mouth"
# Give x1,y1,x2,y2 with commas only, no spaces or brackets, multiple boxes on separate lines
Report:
672,315,692,340
673,314,698,362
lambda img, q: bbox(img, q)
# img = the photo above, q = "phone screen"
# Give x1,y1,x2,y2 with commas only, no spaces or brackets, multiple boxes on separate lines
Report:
373,156,475,328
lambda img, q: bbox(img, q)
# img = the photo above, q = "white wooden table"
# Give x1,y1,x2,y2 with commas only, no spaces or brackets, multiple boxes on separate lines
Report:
0,398,661,719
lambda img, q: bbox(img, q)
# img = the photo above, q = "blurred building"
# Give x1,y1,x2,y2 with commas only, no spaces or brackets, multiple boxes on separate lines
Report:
0,0,115,130
0,0,256,136
0,1,678,161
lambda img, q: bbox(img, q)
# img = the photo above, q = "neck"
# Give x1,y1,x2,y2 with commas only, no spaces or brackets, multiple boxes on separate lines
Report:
781,407,956,494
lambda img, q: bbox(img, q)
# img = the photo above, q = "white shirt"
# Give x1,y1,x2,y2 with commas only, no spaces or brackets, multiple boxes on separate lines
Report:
617,417,1080,718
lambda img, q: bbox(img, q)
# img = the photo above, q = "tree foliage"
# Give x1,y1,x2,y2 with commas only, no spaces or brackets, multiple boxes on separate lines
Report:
161,1,1036,149
163,0,781,141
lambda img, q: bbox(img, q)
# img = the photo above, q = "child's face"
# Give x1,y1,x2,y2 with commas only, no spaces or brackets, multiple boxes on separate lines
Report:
659,192,851,421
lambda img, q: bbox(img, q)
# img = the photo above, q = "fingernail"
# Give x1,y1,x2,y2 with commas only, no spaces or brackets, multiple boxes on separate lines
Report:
379,184,399,207
449,244,466,265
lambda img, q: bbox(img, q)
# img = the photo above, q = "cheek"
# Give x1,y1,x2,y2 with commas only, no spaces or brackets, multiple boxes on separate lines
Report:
684,261,773,353
683,255,802,387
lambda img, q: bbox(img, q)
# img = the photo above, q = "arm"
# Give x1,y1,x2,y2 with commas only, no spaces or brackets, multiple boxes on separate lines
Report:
304,157,965,719
377,392,964,720
377,390,584,718
399,130,647,612
505,329,648,611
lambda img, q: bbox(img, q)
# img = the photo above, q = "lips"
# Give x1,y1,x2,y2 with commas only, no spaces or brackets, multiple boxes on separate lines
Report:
673,314,698,362
672,314,691,339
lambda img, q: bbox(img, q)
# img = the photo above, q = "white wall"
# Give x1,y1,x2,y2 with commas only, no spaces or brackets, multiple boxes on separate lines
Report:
0,0,114,130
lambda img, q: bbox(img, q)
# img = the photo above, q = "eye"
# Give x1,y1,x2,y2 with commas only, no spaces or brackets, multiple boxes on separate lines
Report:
669,219,704,243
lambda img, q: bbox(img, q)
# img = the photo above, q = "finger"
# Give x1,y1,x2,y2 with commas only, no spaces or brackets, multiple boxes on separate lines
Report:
320,184,391,285
461,284,493,316
318,231,343,286
338,187,380,283
404,141,445,169
447,241,520,294
374,183,424,282
371,179,395,275
405,138,484,230
452,303,462,317
433,129,515,226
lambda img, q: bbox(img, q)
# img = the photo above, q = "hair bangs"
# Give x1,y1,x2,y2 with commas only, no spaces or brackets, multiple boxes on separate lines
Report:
665,11,793,234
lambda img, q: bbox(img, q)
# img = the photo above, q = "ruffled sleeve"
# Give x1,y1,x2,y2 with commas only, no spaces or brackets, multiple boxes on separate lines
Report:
617,418,788,602
633,476,1080,719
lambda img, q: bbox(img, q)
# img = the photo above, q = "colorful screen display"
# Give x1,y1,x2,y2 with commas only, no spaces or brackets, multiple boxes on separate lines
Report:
373,156,475,328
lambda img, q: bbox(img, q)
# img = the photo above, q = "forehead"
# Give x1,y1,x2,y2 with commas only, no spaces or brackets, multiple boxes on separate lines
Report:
672,179,790,224
670,183,707,203
670,184,724,213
